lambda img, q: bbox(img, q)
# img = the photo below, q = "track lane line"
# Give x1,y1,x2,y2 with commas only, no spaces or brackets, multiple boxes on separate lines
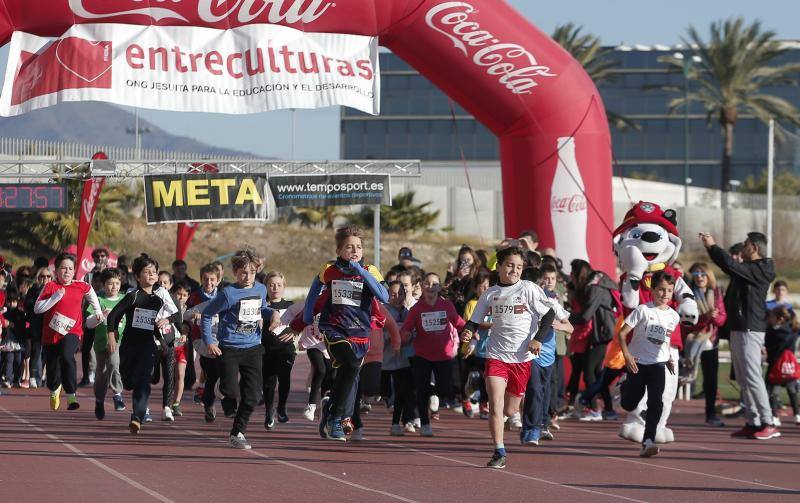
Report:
0,406,175,503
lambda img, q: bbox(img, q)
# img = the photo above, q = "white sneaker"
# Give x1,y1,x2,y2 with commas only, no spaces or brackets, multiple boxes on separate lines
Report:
351,427,366,441
162,406,174,422
640,439,659,458
229,432,252,450
30,380,38,389
795,414,800,425
403,422,416,433
420,424,434,437
773,415,782,427
579,409,603,422
390,424,405,436
88,371,95,384
302,403,316,421
429,395,440,413
452,404,463,414
412,418,421,429
572,394,584,419
510,412,522,430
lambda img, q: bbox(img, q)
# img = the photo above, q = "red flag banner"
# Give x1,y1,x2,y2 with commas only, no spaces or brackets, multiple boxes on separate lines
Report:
176,222,198,261
76,176,105,279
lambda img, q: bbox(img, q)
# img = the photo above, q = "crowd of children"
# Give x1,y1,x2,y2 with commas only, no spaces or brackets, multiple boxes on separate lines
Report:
1,227,798,469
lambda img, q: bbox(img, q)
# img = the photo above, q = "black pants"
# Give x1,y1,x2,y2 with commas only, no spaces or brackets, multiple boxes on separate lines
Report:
411,356,454,426
358,361,382,398
120,340,157,422
184,340,197,390
263,349,295,415
218,345,264,436
621,362,666,443
567,352,586,399
523,363,553,430
44,333,80,394
327,341,362,419
390,367,416,424
29,334,43,383
584,343,607,389
1,351,22,383
581,367,624,411
549,355,564,414
81,328,95,382
306,348,331,405
153,346,175,408
700,347,719,419
199,355,221,408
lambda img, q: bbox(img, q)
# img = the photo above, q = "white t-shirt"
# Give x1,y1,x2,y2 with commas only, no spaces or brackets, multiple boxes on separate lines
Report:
470,280,569,363
624,302,680,365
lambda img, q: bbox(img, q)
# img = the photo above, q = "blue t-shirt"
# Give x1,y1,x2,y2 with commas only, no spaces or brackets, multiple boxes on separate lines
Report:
533,288,559,368
201,282,274,349
766,299,793,314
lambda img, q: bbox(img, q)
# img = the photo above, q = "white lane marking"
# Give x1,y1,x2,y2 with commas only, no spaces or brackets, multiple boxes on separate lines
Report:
0,406,175,503
180,427,418,503
379,440,648,503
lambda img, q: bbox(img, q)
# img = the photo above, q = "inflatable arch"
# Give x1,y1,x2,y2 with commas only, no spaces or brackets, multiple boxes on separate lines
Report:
0,0,615,274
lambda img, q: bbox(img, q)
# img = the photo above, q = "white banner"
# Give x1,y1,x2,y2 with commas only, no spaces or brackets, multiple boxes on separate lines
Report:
0,23,380,117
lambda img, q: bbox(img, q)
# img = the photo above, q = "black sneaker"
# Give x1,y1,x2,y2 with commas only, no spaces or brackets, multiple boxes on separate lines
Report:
113,394,126,411
277,409,289,423
486,452,506,469
95,401,105,420
204,405,217,423
265,413,276,431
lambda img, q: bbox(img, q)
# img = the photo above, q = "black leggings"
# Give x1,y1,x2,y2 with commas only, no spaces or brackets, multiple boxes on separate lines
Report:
411,356,454,426
263,350,296,414
44,333,80,394
153,346,175,408
307,348,332,405
328,341,362,419
390,367,416,424
621,362,666,443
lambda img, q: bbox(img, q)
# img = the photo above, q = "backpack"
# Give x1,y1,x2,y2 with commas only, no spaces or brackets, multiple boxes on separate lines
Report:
767,349,800,385
591,286,621,346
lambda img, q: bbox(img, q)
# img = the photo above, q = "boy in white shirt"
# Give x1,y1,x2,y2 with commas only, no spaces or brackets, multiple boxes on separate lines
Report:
618,271,680,458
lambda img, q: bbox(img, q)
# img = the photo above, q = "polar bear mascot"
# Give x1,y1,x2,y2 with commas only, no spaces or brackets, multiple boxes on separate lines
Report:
613,201,699,444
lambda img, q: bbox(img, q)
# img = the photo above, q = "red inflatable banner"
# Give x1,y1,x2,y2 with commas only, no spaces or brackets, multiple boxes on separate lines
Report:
0,0,615,275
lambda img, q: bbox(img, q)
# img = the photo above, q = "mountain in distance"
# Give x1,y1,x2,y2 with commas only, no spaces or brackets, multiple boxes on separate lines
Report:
0,102,259,157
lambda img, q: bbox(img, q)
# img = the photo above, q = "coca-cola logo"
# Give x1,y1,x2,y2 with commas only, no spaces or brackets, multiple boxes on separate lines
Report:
68,0,335,25
551,194,587,214
82,178,103,223
425,2,556,94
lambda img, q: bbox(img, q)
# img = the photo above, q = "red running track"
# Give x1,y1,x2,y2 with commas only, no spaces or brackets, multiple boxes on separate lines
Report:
1,357,799,503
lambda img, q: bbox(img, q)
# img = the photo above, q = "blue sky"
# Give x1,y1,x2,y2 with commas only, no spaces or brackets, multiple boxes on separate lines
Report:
1,0,798,159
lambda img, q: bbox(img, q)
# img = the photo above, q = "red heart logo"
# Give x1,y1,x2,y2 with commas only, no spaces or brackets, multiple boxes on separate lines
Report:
55,37,113,83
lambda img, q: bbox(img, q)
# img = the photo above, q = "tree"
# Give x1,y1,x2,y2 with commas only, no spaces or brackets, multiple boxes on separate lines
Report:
357,191,440,233
657,18,800,209
286,206,344,229
551,23,637,130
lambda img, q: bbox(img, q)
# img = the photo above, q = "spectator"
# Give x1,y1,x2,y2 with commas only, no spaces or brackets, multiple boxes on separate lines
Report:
397,247,422,269
116,255,137,291
444,245,479,315
172,259,200,292
701,231,778,440
766,280,793,313
728,243,744,263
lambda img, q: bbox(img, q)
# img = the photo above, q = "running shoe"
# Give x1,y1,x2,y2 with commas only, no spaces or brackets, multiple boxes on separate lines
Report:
525,428,541,445
342,417,354,435
144,408,153,423
452,403,463,414
640,439,659,457
277,408,289,423
403,422,416,433
508,412,522,430
572,393,584,419
113,394,126,411
229,432,252,450
479,403,489,420
753,425,781,440
327,418,346,441
462,400,475,418
540,429,554,441
772,415,782,427
162,406,174,422
88,371,95,384
412,418,421,429
351,427,366,441
731,424,759,438
359,400,372,414
67,395,80,411
602,410,619,421
318,396,331,439
302,404,316,421
204,405,217,423
19,379,29,389
265,413,276,431
520,429,534,445
486,452,506,469
420,424,434,437
171,403,183,417
390,424,405,436
95,401,105,420
705,416,725,427
579,409,602,422
50,385,62,411
193,387,204,404
795,414,800,425
29,379,38,389
129,419,141,435
429,395,440,414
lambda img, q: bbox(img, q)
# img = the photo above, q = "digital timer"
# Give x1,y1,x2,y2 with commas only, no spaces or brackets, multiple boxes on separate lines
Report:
0,183,68,212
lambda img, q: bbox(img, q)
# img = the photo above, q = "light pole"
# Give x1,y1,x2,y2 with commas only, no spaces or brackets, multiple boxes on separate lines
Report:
673,52,702,208
125,109,152,160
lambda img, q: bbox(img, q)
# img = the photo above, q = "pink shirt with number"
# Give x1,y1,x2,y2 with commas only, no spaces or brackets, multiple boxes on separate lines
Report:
38,280,91,345
402,297,465,362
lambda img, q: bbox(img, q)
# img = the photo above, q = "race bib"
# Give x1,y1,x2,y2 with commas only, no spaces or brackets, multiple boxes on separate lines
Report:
645,317,669,345
238,298,262,322
491,296,525,320
48,312,76,336
332,280,363,306
421,311,448,332
131,308,157,331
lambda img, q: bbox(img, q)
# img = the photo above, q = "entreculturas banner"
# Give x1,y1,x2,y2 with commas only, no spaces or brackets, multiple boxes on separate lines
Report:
269,174,391,207
144,173,269,224
0,22,379,116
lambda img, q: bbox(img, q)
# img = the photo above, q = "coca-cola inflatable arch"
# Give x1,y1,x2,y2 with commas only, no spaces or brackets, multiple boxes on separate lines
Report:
0,0,614,273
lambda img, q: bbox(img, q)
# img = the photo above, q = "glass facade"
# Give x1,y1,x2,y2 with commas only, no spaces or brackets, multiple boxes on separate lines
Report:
341,49,800,188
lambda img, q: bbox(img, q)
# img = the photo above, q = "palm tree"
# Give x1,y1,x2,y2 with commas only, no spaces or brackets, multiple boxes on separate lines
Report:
551,23,636,130
657,18,800,211
356,191,440,233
